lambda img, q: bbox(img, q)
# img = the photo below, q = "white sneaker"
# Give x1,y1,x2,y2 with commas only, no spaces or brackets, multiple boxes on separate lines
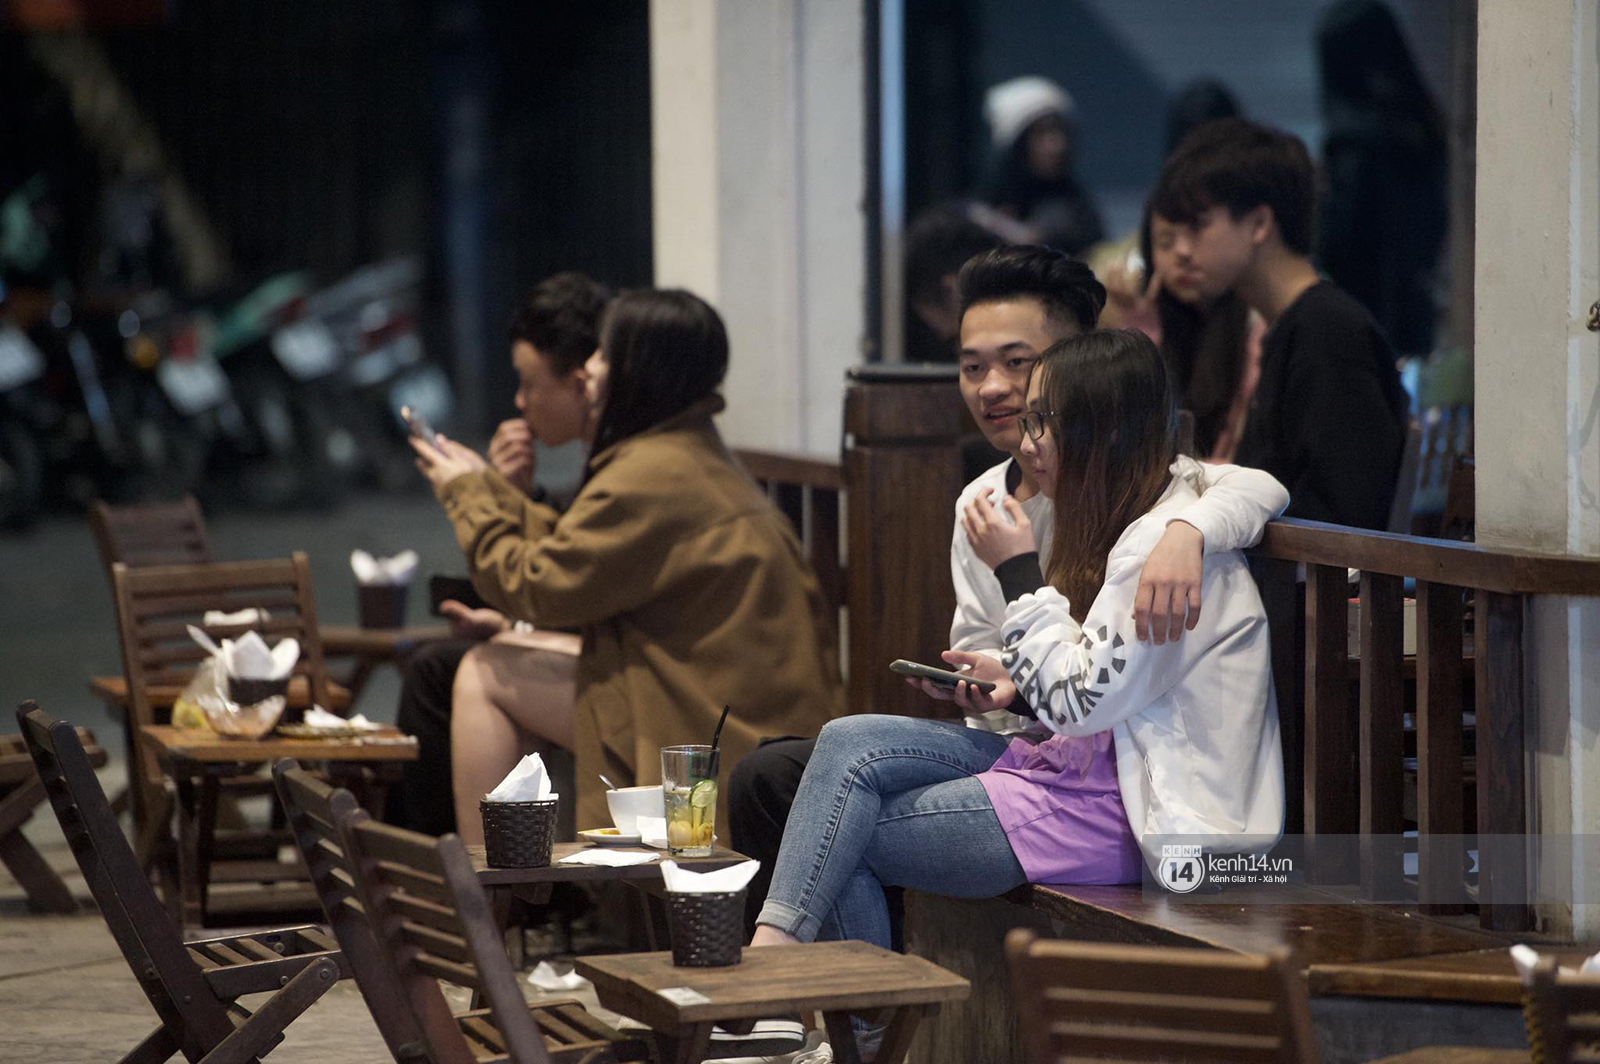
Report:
711,1028,830,1063
703,1018,810,1060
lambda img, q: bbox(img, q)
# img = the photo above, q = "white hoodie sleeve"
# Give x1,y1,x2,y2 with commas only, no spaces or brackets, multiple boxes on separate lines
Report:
1172,460,1288,552
1001,547,1213,736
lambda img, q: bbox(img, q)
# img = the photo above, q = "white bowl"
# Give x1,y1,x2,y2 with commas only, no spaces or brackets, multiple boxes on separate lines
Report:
605,784,664,835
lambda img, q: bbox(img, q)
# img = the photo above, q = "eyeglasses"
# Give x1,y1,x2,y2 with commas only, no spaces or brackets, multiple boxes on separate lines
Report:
1019,410,1059,441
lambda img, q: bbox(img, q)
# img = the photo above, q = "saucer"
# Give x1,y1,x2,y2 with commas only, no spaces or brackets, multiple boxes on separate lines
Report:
578,827,643,847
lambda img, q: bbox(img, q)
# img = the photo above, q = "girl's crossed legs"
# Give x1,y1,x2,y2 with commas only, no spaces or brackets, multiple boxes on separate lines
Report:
755,713,1026,950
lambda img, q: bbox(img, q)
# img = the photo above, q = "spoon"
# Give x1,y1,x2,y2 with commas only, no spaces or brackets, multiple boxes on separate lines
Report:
598,773,618,791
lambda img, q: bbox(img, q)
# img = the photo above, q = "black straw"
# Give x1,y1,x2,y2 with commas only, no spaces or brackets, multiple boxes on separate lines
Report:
710,704,731,752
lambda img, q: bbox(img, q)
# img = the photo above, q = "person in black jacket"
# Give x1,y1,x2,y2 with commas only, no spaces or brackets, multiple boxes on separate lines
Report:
1148,118,1407,530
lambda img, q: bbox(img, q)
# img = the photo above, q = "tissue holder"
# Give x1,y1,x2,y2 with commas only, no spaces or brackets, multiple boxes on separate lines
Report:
666,888,745,967
481,798,559,868
228,674,291,707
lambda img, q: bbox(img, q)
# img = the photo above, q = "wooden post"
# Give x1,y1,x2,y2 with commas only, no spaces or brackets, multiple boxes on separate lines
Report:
1415,580,1466,914
1358,572,1405,899
1304,564,1354,883
844,369,967,717
1475,590,1531,931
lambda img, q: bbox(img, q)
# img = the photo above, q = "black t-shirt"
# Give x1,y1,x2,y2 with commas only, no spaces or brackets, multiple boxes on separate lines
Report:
1234,281,1408,529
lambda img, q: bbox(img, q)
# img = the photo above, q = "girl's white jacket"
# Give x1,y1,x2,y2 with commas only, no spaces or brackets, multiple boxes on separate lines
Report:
1001,457,1285,872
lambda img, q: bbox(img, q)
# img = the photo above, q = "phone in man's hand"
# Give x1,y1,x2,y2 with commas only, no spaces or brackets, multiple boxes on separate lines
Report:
401,405,445,453
429,575,490,616
889,658,997,693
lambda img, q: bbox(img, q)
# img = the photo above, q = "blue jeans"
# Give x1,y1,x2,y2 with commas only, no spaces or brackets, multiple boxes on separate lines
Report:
756,714,1026,949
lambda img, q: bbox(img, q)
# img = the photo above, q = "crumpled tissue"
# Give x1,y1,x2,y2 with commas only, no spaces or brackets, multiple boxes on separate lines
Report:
350,549,419,586
1509,943,1600,984
527,961,589,992
558,849,659,867
303,706,380,731
484,753,557,802
660,859,760,894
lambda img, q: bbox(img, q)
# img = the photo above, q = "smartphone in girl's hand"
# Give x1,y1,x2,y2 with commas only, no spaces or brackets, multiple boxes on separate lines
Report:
889,658,997,693
401,405,445,453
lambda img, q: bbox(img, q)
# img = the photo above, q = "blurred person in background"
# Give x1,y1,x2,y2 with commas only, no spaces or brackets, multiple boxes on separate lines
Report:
1316,0,1447,357
1149,118,1407,529
1098,80,1260,461
978,76,1104,257
901,206,1003,363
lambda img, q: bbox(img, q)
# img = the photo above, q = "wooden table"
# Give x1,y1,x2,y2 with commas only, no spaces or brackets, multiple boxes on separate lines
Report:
576,940,969,1064
470,842,746,949
141,724,417,926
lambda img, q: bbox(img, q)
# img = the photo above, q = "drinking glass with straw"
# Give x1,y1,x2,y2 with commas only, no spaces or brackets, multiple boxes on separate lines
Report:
660,705,731,857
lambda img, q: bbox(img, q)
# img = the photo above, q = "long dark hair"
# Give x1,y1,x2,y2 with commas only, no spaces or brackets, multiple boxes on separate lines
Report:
587,288,729,467
1037,329,1176,620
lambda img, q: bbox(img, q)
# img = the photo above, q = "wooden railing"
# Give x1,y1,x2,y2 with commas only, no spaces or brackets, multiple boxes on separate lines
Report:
1250,520,1600,931
736,448,845,619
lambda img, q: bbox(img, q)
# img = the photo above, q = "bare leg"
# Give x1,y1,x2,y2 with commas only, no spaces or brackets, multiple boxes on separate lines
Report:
749,925,802,948
451,630,580,846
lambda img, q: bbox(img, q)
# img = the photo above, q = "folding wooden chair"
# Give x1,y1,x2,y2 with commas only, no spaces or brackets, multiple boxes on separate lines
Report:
17,702,343,1064
273,759,648,1064
1524,956,1600,1064
1005,930,1318,1064
0,726,105,911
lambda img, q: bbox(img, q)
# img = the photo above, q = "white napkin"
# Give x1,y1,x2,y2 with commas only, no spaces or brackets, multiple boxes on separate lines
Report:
190,626,298,682
660,859,760,893
303,706,380,731
527,961,590,992
1509,943,1600,984
226,630,300,680
558,849,659,867
202,607,270,627
350,549,419,586
484,753,557,802
637,816,668,849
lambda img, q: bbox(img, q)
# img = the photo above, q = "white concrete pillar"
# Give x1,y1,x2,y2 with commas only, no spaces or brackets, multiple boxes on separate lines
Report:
1475,0,1600,938
650,0,866,454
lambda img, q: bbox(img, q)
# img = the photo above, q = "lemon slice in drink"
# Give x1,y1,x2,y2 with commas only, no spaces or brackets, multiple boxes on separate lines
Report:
690,779,717,808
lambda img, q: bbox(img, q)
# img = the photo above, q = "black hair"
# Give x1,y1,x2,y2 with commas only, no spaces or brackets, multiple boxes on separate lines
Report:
507,272,612,377
956,244,1106,336
1164,79,1242,158
1036,329,1175,621
903,207,1003,307
587,288,729,465
1149,118,1316,256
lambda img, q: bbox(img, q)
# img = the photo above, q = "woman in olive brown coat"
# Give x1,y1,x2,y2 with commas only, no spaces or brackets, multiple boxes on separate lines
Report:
414,289,843,835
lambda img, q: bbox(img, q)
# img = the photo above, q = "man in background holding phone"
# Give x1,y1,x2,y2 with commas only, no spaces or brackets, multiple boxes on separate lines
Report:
385,272,610,835
728,244,1289,931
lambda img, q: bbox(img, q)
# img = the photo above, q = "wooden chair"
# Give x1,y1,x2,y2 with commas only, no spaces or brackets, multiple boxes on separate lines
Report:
1525,956,1600,1064
111,553,336,865
272,759,647,1064
0,726,105,911
16,701,343,1064
1004,930,1319,1064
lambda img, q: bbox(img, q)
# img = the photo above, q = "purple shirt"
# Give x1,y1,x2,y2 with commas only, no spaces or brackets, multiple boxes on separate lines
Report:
976,730,1143,885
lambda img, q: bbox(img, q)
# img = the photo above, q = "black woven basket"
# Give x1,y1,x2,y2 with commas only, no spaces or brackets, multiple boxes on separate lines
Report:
480,798,559,868
665,888,745,967
227,675,290,707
